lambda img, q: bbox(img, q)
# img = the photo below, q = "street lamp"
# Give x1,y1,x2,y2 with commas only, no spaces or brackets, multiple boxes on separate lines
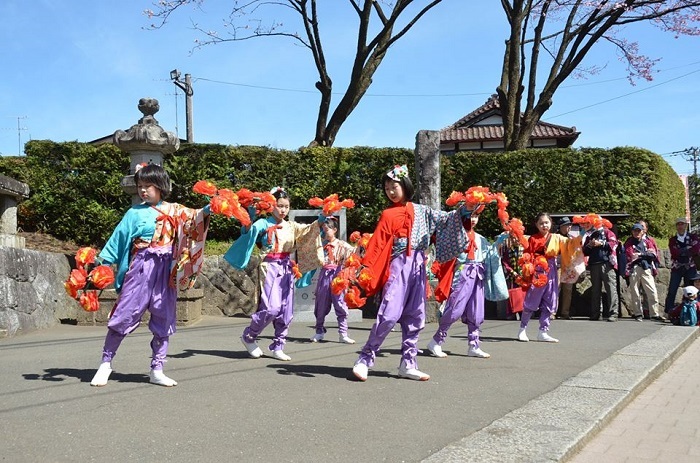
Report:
170,69,194,143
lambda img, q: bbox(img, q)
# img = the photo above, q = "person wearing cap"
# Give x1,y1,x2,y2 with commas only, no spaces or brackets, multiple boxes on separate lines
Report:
623,223,665,321
581,214,620,322
691,271,700,291
667,286,700,326
664,217,700,313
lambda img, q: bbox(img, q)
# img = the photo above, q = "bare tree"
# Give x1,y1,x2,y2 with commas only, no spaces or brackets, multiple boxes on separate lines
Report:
498,0,700,151
146,0,444,147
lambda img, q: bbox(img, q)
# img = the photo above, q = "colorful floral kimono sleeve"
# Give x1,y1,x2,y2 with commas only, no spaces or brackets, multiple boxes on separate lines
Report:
169,203,210,290
335,240,357,265
290,220,323,274
554,234,585,284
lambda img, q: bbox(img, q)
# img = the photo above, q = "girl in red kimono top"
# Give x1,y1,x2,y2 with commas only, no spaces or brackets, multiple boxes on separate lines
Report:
351,165,466,382
517,213,583,343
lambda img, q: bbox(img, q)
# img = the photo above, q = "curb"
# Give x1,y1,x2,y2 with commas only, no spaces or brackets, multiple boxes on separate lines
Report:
422,326,700,463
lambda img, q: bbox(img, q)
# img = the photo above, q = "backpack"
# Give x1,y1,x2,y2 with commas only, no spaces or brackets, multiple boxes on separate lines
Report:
679,301,698,327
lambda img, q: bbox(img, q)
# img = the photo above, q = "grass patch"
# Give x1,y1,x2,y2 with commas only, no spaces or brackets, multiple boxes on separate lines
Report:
205,239,233,256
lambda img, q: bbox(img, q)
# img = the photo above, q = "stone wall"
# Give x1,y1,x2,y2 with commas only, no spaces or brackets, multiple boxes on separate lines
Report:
0,245,685,338
0,250,264,337
0,247,77,337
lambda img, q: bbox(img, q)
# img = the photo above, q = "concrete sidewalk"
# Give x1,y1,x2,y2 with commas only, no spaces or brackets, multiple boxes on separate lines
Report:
0,315,696,462
567,331,700,463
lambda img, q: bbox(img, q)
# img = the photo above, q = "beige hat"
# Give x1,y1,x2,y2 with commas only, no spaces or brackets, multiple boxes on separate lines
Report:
676,217,689,224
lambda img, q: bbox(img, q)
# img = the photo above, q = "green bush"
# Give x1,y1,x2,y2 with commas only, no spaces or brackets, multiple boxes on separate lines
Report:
0,142,684,248
441,147,684,239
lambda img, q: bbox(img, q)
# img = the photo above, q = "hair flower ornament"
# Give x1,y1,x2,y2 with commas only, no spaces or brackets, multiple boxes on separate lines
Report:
387,164,409,181
270,186,285,195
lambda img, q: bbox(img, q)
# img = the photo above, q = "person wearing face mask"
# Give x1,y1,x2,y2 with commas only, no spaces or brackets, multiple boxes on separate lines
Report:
581,214,620,322
664,217,700,314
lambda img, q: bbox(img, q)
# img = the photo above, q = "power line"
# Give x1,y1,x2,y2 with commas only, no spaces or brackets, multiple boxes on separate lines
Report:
548,68,700,119
192,60,700,98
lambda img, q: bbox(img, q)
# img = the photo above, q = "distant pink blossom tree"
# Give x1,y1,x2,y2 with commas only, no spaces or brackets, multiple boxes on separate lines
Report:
498,0,700,151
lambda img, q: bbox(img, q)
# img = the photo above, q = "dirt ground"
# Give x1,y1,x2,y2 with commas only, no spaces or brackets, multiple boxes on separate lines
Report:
17,231,81,255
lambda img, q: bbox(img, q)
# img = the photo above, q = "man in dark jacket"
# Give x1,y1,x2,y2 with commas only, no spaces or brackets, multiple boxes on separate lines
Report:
582,216,619,321
665,217,700,313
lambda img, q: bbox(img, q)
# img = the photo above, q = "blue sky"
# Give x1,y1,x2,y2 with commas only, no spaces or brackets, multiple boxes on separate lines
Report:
1,1,699,176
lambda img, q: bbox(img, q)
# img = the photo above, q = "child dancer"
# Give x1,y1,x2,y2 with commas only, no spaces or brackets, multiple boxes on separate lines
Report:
310,217,357,344
225,187,324,361
517,213,582,343
427,212,507,359
351,165,467,382
90,164,210,387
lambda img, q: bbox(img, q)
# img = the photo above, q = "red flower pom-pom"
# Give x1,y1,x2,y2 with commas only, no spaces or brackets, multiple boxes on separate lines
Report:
345,286,367,309
89,265,115,290
75,247,96,270
192,180,218,196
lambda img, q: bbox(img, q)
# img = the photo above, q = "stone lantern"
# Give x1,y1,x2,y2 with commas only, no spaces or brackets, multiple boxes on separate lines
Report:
0,174,30,248
113,98,180,203
78,98,202,327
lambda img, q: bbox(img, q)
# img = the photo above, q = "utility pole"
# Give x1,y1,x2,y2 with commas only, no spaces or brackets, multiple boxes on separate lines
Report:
17,116,27,155
169,70,193,143
684,147,700,230
684,146,700,177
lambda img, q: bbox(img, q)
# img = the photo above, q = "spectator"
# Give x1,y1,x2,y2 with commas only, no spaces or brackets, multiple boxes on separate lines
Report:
623,223,666,322
668,286,700,326
581,214,619,322
556,216,584,320
664,217,700,313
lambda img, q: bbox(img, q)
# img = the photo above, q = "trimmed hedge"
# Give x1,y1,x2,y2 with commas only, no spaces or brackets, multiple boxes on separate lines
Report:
443,147,685,239
0,141,685,247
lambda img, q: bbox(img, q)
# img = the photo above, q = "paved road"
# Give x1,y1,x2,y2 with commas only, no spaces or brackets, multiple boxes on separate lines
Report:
0,315,693,462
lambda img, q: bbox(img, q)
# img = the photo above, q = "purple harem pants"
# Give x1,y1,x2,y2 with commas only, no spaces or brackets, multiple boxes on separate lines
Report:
242,255,294,352
432,262,485,348
520,256,558,332
313,265,350,336
101,246,177,370
356,250,426,370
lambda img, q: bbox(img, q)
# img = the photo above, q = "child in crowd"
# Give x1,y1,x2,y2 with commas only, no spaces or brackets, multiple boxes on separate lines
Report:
517,213,583,343
90,164,211,387
427,211,507,359
225,187,324,361
351,165,467,382
310,216,357,344
668,286,700,326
